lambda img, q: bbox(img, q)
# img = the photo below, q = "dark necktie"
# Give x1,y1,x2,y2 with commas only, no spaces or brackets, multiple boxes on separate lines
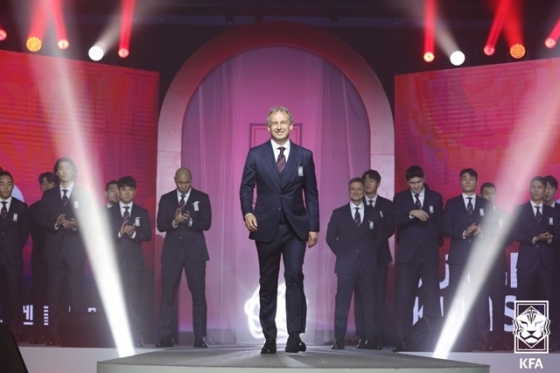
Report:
354,207,361,226
62,189,69,206
277,147,286,173
414,193,422,209
466,197,473,215
123,206,130,224
0,201,7,221
179,194,185,209
368,200,374,208
535,205,542,225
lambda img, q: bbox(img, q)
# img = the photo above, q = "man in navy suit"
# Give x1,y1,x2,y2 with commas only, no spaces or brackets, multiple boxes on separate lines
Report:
0,171,29,341
240,106,319,354
327,177,383,349
512,176,560,348
41,157,89,345
442,168,490,350
353,169,394,349
479,182,511,350
156,167,211,348
392,165,443,350
29,171,57,344
108,176,152,347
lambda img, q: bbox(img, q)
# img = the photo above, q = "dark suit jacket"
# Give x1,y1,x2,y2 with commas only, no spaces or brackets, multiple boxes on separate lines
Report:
157,188,211,262
41,185,89,260
512,202,559,271
240,141,320,243
366,195,394,265
29,200,47,266
109,203,152,271
0,198,30,266
393,187,443,265
326,204,383,275
442,195,489,265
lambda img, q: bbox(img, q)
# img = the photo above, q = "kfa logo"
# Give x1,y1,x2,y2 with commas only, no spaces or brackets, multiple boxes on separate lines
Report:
512,300,550,354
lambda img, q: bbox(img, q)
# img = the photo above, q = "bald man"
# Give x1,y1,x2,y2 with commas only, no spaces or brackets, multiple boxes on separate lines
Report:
155,168,212,348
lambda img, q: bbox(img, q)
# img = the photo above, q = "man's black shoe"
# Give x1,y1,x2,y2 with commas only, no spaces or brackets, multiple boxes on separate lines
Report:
331,339,345,350
261,338,276,354
285,334,306,353
194,337,208,348
155,336,174,348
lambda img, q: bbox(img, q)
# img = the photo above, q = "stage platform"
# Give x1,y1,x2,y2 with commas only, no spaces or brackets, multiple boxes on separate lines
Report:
98,345,488,373
18,344,560,373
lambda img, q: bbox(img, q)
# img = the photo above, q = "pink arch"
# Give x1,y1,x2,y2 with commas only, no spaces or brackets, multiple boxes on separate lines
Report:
156,21,394,200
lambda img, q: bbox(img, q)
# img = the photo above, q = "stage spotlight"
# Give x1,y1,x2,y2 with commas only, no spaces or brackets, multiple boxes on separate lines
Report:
58,39,69,50
0,28,6,41
545,38,556,48
26,37,42,52
89,45,105,61
118,48,129,58
450,51,465,66
509,43,525,59
424,52,435,62
545,18,560,49
484,45,495,56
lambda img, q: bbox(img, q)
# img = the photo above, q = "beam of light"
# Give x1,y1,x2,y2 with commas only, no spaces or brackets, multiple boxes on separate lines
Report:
0,25,7,41
545,18,560,48
49,0,69,50
119,0,136,58
89,45,105,61
26,46,135,357
433,78,560,360
484,0,511,56
423,0,436,62
449,51,465,66
503,0,523,49
27,0,48,52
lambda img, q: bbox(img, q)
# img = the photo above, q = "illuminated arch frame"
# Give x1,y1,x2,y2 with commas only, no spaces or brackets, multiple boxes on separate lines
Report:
157,21,394,199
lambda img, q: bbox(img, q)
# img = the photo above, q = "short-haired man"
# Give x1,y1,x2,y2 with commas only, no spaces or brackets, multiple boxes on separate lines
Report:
156,168,211,348
326,178,383,349
29,171,58,344
105,180,120,208
479,182,511,350
392,165,443,350
442,168,490,351
108,176,152,347
41,157,89,345
240,106,319,354
353,169,394,349
0,170,30,341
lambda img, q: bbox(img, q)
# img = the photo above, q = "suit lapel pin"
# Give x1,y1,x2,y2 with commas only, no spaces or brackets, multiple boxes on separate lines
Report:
479,208,485,216
135,217,140,226
379,210,384,218
193,201,200,211
549,217,554,225
74,201,80,209
298,166,304,177
12,213,18,222
369,221,374,229
429,205,434,214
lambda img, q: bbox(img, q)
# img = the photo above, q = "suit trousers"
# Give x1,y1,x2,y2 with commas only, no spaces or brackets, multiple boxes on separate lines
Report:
0,252,23,333
335,264,375,340
160,249,207,339
119,260,144,339
256,222,306,339
31,259,48,335
46,243,86,335
395,250,441,340
354,261,388,340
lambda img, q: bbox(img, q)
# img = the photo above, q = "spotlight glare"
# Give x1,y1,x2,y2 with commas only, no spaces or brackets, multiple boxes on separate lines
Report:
0,29,7,41
510,43,526,59
88,46,105,61
118,48,129,58
484,45,495,56
26,37,42,52
424,51,435,63
450,51,465,66
58,39,69,50
545,38,556,49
